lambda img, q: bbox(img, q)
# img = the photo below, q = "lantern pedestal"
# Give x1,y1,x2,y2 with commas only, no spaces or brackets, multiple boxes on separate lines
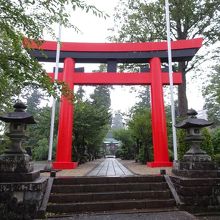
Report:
0,153,33,172
0,153,40,182
172,161,219,178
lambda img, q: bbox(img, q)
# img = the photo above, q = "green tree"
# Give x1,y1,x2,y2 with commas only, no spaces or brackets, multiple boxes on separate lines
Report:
90,86,111,111
113,106,152,163
111,111,124,130
76,86,85,101
74,88,111,163
211,128,220,165
129,107,152,163
0,0,106,107
113,128,135,160
137,87,151,109
22,87,47,115
111,0,220,116
25,105,58,160
202,64,220,126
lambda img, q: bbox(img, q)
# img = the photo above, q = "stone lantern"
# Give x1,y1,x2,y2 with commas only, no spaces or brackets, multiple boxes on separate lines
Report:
176,109,213,162
0,101,39,182
0,102,49,219
172,109,218,178
171,109,220,212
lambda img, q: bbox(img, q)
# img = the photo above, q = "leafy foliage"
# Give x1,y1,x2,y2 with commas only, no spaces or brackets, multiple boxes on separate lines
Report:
113,129,135,160
15,85,111,162
32,138,54,161
203,64,220,126
73,86,111,163
211,128,220,154
26,105,58,160
111,0,220,116
138,87,151,109
16,87,58,160
0,0,106,108
74,100,110,162
113,106,152,163
213,153,220,166
201,128,214,158
90,86,111,111
129,107,152,163
177,129,190,160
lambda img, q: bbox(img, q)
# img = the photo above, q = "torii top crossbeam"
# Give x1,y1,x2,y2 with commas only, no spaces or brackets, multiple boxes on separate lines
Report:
25,38,202,63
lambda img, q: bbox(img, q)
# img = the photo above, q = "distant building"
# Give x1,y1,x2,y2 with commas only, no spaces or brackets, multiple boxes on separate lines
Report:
103,112,123,155
103,137,121,155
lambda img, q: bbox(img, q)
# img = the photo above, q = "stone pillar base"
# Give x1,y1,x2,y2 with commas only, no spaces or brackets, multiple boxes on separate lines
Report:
147,161,173,167
52,161,78,170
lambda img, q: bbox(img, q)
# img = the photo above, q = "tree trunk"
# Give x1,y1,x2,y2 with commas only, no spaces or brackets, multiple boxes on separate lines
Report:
178,61,188,117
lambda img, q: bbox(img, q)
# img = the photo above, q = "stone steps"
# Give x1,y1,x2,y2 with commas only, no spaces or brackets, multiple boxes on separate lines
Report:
51,182,168,193
47,199,176,214
53,175,164,185
49,190,171,203
47,175,176,215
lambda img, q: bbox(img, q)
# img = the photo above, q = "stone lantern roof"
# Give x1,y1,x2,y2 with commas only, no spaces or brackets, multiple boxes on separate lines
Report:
175,109,213,129
0,101,36,124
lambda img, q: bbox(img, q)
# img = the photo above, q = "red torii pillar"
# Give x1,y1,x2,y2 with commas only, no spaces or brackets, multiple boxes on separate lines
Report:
53,58,77,169
147,57,172,167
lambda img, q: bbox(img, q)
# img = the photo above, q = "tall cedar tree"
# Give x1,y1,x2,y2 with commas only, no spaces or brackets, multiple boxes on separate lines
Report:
111,0,220,116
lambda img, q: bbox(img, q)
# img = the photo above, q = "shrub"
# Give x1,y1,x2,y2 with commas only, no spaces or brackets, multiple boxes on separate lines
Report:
201,128,214,158
138,145,146,164
211,128,220,154
213,153,220,166
113,129,135,160
177,129,190,160
32,138,56,161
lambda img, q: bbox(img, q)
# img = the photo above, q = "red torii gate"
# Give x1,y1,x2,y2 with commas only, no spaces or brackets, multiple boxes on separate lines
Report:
25,38,202,169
